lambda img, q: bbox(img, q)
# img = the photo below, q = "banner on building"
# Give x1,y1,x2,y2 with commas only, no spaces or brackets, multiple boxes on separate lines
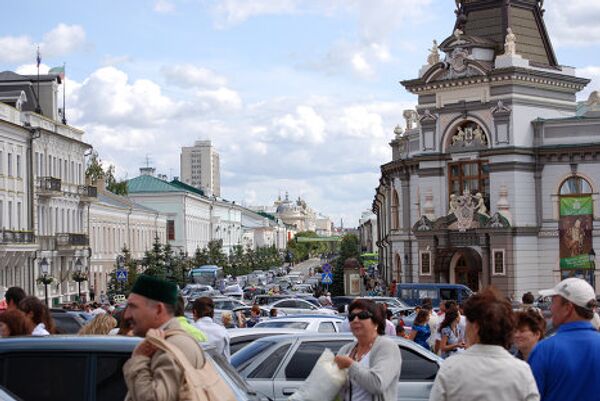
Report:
559,196,593,269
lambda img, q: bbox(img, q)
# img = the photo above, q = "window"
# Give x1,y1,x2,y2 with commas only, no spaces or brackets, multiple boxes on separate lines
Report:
231,340,277,371
96,355,129,401
248,344,290,379
16,202,21,230
16,155,20,177
7,153,12,176
399,347,439,381
420,251,431,276
258,321,308,329
391,190,400,230
560,176,592,195
448,160,490,208
440,288,458,301
167,220,175,241
2,354,87,401
7,201,12,229
0,151,3,174
276,300,296,308
285,341,349,380
318,322,336,333
492,249,505,275
0,200,3,228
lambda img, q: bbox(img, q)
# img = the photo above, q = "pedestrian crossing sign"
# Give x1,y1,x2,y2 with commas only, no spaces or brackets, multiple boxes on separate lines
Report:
321,272,333,284
116,269,128,282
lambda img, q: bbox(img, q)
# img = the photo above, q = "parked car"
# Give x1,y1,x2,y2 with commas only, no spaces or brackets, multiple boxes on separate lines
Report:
50,309,87,334
357,296,414,316
0,335,269,401
181,284,217,302
184,297,247,323
254,316,343,333
267,298,336,315
231,333,442,401
228,328,305,355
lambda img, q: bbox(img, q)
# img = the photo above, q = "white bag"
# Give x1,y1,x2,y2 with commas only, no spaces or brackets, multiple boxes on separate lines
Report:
289,348,347,401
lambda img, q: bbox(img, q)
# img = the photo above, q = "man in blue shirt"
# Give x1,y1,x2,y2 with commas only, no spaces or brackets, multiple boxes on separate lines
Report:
529,277,600,401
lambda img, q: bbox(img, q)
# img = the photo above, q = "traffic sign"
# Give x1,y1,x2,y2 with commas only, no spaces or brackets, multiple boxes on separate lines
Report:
321,272,333,284
322,263,332,273
116,269,128,282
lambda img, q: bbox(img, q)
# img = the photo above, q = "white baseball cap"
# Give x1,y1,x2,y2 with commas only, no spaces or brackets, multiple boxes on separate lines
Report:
539,278,597,309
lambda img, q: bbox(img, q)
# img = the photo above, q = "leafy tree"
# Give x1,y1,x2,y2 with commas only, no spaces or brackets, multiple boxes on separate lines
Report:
331,233,361,296
105,165,128,195
85,151,104,183
286,231,327,262
84,151,128,195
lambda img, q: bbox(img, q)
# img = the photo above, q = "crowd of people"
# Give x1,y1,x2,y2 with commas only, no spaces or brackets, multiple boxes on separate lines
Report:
2,275,600,401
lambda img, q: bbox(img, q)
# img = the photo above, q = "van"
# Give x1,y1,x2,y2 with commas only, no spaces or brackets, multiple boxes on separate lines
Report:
396,283,473,307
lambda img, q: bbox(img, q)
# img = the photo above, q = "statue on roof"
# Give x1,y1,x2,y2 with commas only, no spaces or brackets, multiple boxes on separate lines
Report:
453,28,464,40
504,28,517,55
427,40,440,66
587,91,600,106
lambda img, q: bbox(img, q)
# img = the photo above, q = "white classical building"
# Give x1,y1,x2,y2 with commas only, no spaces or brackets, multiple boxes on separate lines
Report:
0,71,93,305
241,207,288,250
373,0,600,296
88,180,167,299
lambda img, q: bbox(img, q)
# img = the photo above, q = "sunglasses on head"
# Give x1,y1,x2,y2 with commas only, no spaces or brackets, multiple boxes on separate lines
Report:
348,310,373,321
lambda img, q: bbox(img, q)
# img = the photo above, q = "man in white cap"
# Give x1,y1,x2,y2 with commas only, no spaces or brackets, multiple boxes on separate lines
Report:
528,277,600,401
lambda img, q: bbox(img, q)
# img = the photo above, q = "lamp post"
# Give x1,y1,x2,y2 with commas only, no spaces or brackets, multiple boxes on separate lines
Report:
589,249,596,289
74,257,83,302
39,257,49,306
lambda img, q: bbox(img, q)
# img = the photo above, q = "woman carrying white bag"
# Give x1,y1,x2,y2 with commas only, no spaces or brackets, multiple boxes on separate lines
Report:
291,299,402,401
334,299,402,401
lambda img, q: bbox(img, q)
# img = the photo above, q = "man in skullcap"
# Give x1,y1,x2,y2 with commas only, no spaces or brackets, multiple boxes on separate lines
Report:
122,275,205,401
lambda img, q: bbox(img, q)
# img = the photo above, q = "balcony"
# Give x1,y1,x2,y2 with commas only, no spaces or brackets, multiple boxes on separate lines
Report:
57,233,89,248
36,177,62,197
78,185,98,202
0,230,35,244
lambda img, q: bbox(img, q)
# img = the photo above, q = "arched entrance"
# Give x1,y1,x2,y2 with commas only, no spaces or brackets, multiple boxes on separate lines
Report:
448,248,482,291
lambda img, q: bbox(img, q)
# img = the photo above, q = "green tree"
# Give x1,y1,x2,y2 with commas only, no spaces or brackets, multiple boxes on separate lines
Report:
107,246,138,297
286,231,327,262
142,236,168,279
331,233,361,296
85,151,128,195
105,165,128,195
85,151,104,183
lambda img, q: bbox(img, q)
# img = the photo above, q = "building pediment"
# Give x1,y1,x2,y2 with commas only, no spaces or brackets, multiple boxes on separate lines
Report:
422,55,491,84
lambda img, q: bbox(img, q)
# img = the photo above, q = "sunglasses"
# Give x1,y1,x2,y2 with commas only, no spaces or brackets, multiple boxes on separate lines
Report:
348,311,373,321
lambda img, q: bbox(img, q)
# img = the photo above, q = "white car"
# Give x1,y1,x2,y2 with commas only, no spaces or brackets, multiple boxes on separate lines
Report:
267,298,336,315
254,316,344,333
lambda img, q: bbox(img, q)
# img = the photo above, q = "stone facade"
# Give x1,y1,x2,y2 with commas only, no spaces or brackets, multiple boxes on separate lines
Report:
374,0,600,297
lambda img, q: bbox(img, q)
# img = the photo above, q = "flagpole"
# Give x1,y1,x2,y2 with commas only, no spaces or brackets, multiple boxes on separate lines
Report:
35,46,42,114
62,62,67,125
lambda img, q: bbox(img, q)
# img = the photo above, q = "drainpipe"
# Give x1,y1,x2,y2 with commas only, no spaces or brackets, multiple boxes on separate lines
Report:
27,125,41,294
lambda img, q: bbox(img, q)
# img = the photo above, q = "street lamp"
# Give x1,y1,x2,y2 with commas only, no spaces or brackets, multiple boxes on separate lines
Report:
74,257,84,302
39,258,49,306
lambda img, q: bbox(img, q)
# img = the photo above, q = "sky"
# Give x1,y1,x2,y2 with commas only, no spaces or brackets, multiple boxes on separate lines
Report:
2,0,600,227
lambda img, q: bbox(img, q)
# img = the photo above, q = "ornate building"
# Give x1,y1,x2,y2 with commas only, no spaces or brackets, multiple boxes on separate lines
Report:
374,0,599,297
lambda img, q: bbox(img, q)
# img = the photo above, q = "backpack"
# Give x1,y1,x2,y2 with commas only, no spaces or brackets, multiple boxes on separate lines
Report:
145,328,236,401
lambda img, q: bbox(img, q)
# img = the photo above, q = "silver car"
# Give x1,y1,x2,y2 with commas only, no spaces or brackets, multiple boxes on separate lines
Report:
231,333,442,401
267,298,336,315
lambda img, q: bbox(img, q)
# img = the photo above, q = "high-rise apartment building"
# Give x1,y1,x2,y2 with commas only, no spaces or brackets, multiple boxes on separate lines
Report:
180,140,220,197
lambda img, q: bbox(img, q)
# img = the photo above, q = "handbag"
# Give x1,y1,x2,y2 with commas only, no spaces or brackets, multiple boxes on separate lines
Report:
289,348,347,401
145,328,236,401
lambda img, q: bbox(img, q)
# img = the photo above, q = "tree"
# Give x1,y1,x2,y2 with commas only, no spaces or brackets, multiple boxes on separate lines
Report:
107,246,138,296
331,233,361,296
142,236,168,280
286,231,327,262
85,151,104,183
105,165,128,195
85,151,128,195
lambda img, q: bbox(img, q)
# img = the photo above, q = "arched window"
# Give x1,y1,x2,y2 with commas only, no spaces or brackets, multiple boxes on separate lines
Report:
391,190,400,230
560,176,592,195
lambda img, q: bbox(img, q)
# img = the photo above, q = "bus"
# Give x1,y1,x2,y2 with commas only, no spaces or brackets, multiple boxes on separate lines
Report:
396,283,473,308
188,265,224,287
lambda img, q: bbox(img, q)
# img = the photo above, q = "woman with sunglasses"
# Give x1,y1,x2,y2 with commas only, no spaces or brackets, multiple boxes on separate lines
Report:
334,299,401,401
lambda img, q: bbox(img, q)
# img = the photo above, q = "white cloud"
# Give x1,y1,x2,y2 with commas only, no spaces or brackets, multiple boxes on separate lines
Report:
161,64,228,88
154,0,175,14
195,87,242,110
101,55,133,67
0,24,86,64
0,36,34,64
271,106,326,144
212,0,300,28
41,24,86,57
545,1,600,47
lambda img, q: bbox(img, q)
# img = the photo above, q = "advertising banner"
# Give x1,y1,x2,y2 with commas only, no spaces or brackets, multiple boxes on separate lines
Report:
559,196,593,269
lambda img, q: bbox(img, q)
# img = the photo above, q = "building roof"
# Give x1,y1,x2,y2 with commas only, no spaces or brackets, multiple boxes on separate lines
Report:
169,179,205,197
452,0,557,67
127,175,182,194
97,191,159,214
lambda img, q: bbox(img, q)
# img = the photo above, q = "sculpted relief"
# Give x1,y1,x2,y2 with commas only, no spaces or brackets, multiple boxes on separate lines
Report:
447,121,488,151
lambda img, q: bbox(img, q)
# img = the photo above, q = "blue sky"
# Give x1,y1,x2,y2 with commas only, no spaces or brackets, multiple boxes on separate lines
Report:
2,0,600,227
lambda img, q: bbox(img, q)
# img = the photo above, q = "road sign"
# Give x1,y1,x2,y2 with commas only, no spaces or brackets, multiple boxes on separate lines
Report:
116,269,128,282
321,272,333,284
322,263,332,273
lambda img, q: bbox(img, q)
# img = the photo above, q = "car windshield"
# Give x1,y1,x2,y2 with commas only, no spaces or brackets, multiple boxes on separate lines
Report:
208,350,256,397
231,340,277,371
256,321,309,329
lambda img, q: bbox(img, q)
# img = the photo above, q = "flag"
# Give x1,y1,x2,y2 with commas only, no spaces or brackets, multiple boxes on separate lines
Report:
49,66,65,80
36,46,41,67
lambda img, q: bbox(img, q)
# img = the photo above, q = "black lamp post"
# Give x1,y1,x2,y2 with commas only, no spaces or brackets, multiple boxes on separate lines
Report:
74,257,84,302
39,257,49,306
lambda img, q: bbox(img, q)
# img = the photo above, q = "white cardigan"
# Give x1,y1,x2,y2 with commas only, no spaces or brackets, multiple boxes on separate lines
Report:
429,344,540,401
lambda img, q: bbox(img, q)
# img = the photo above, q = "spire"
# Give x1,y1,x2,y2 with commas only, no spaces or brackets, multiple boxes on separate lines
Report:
452,0,557,67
